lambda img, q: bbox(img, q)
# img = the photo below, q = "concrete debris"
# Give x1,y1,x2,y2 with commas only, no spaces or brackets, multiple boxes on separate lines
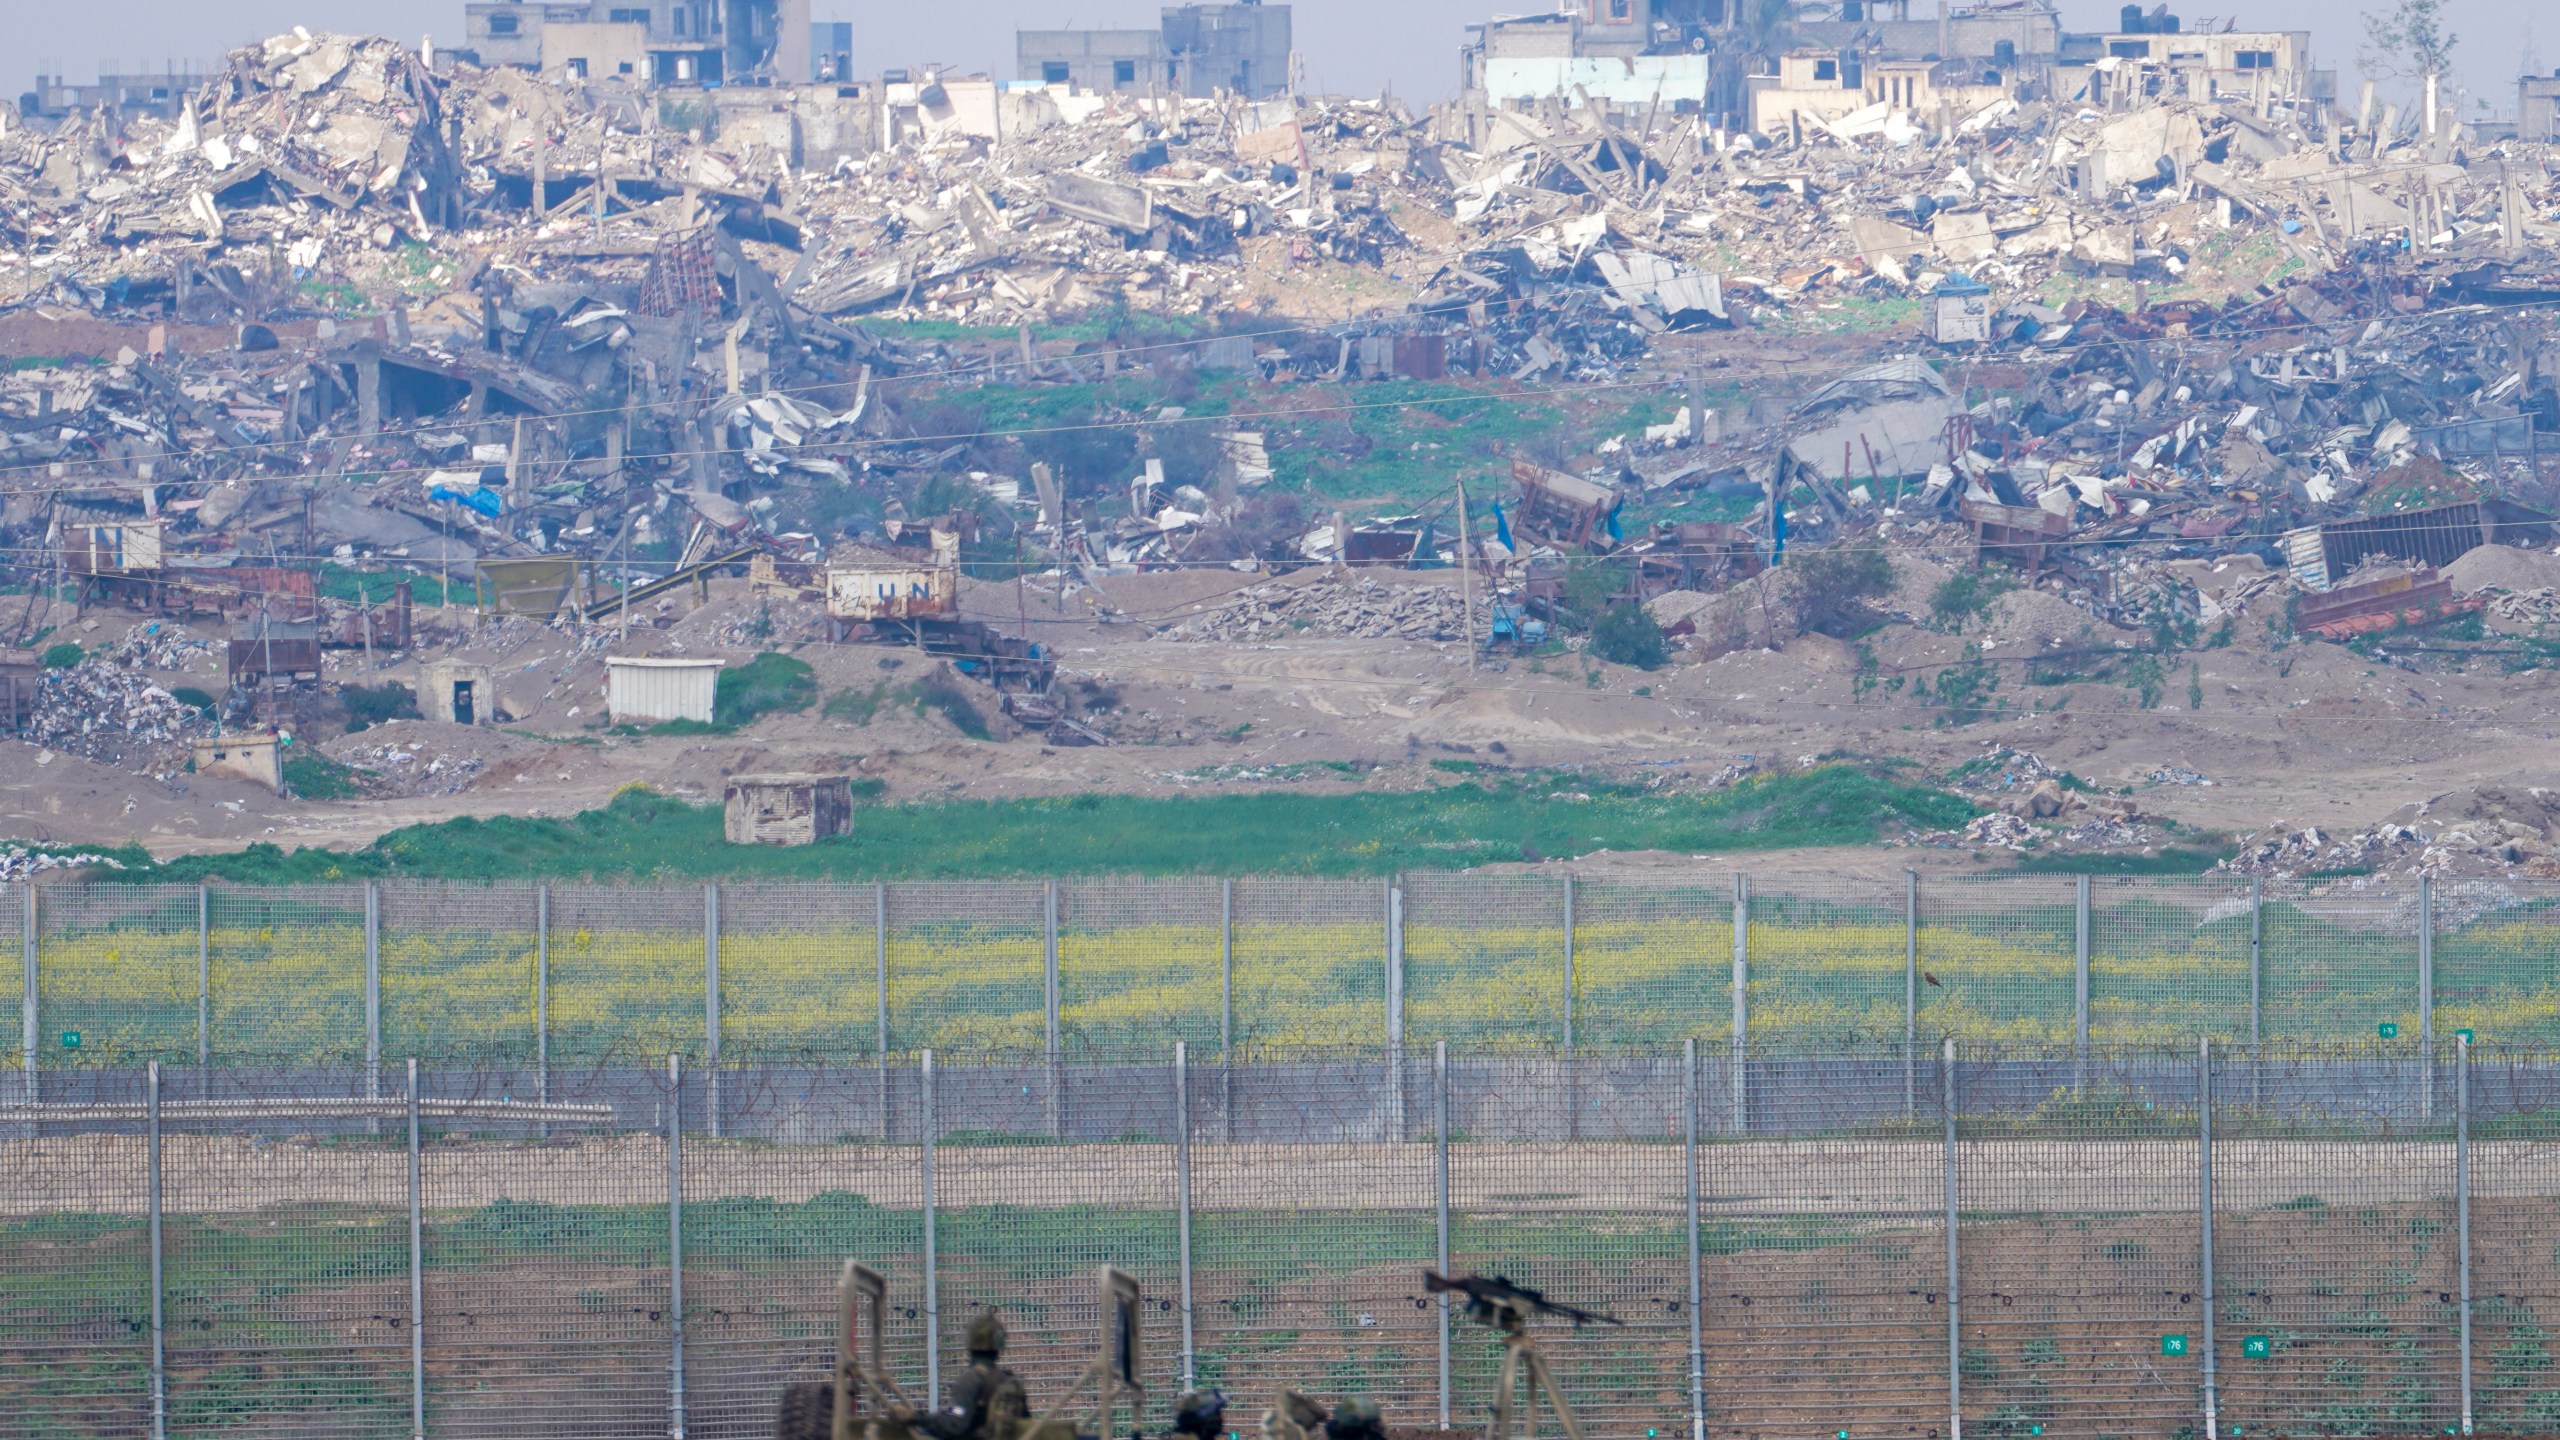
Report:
0,844,128,882
1164,574,1471,642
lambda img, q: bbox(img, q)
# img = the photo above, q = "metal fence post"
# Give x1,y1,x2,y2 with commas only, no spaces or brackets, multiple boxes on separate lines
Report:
535,884,550,1110
1563,878,1578,1140
2199,1037,2219,1440
1219,878,1234,1144
1730,875,1748,1136
1434,1039,1451,1430
1684,1038,1704,1440
921,1048,939,1405
2418,876,2436,1122
1943,1038,1962,1440
703,885,721,1142
2073,875,2092,1088
1904,871,1918,1121
20,884,35,1106
668,1052,687,1440
876,883,890,1142
2458,1033,2474,1436
1387,880,1406,1139
1044,880,1061,1140
2248,877,2263,1108
408,1058,425,1440
365,883,381,1127
1174,1042,1195,1392
148,1060,166,1440
195,886,209,1091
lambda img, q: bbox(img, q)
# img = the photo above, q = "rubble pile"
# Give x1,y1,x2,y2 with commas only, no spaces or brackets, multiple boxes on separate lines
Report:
333,738,486,797
1162,575,1471,641
0,845,129,882
27,626,215,768
2224,786,2560,878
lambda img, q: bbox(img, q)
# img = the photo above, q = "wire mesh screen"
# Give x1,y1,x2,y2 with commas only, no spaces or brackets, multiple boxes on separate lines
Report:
161,1068,409,1439
1920,878,2077,1045
721,883,883,1063
1571,878,1732,1051
5,1048,2560,1439
2260,877,2422,1042
2089,876,2254,1045
546,886,709,1063
1058,879,1225,1057
1227,880,1386,1055
0,1070,152,1433
884,883,1047,1057
2467,1046,2560,1432
420,1065,668,1439
206,884,368,1065
2432,881,2560,1046
379,882,539,1066
1403,874,1569,1053
36,883,201,1067
1446,1055,1687,1436
1745,876,1909,1048
1955,1043,2206,1438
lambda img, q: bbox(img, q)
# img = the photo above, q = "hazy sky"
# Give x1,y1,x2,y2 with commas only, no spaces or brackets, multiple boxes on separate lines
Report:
14,0,2549,117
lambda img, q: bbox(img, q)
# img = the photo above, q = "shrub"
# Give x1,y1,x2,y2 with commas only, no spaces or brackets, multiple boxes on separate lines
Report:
1927,569,2012,634
341,682,419,733
714,653,818,728
1586,601,1670,671
40,642,82,671
1784,545,1897,639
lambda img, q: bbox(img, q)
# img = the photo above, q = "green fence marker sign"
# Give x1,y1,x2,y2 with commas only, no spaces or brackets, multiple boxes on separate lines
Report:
2378,1022,2400,1039
2161,1334,2189,1356
2243,1335,2272,1359
58,1030,80,1050
2455,1029,2475,1043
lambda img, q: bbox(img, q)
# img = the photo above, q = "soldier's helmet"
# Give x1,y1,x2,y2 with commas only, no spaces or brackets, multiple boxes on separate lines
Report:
1324,1398,1383,1440
966,1311,1009,1358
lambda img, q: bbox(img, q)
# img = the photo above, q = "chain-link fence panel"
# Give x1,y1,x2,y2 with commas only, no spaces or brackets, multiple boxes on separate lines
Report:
1228,880,1386,1056
419,1064,667,1439
36,882,201,1069
1446,1055,1688,1437
2433,881,2560,1046
547,886,711,1064
1919,878,2077,1045
1704,1043,1948,1437
925,1054,1184,1430
1571,878,1732,1052
1404,874,1569,1053
2088,875,2254,1045
162,1068,409,1440
1746,875,1911,1049
2210,1042,2459,1436
206,884,369,1065
2260,878,2423,1042
1955,1044,2207,1439
721,883,884,1063
2467,1046,2560,1432
379,881,540,1066
1059,879,1224,1058
1187,1058,1437,1425
0,1070,152,1436
884,883,1047,1058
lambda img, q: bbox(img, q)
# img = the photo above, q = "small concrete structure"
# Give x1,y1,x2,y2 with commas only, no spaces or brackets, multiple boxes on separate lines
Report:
723,772,855,846
193,732,282,792
607,656,723,725
1927,273,1993,346
421,659,498,726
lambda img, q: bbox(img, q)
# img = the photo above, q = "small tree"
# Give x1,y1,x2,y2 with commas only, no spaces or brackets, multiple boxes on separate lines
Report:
2361,0,2456,92
1588,601,1671,671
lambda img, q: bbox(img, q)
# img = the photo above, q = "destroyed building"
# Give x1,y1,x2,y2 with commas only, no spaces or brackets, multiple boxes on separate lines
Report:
23,68,222,122
463,0,812,84
1018,3,1294,100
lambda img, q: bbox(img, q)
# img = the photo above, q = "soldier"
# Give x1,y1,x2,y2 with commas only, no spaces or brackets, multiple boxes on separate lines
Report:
924,1311,1030,1440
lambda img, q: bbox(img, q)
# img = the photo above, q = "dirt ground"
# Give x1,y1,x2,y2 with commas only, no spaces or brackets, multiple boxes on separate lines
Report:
0,527,2553,871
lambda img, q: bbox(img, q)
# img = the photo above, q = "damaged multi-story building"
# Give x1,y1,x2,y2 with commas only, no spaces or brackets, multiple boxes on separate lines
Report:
461,0,815,84
1016,2,1295,100
1458,0,2329,142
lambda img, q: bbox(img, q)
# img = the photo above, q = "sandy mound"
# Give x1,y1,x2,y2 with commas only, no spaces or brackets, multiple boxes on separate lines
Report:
2446,542,2560,595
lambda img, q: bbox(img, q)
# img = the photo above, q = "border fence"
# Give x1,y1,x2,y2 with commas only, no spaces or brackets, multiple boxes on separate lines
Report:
12,872,2560,1085
7,1041,2559,1440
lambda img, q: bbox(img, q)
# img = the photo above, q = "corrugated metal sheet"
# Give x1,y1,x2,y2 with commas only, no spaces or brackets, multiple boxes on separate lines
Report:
606,657,721,724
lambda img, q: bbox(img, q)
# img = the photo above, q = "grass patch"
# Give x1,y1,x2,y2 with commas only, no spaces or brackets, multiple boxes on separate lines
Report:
39,641,82,670
122,764,1977,883
714,652,818,727
824,672,987,739
282,750,365,802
